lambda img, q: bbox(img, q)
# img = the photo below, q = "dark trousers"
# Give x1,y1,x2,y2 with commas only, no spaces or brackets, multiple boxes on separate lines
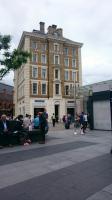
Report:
39,126,45,143
52,119,55,127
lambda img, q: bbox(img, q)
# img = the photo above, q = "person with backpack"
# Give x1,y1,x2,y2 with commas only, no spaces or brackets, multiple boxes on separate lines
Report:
33,113,40,129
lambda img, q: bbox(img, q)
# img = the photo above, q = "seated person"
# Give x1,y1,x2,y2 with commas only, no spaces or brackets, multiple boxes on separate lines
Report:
15,116,30,144
0,114,13,147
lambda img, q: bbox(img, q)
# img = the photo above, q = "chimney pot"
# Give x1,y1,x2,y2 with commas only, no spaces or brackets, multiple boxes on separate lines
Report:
39,22,45,33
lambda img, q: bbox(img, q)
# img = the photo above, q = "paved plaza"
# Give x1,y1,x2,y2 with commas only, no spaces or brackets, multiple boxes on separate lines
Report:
0,124,112,200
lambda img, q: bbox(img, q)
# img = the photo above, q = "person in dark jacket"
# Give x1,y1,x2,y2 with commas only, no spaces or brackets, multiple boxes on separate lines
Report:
79,112,85,134
0,114,13,146
39,112,47,144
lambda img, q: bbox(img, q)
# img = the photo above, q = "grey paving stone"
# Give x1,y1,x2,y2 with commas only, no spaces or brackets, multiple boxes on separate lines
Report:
0,129,111,200
103,184,112,194
0,141,96,166
0,154,112,200
87,191,112,200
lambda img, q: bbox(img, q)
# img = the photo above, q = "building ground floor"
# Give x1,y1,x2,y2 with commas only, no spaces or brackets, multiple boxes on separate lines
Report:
15,97,83,122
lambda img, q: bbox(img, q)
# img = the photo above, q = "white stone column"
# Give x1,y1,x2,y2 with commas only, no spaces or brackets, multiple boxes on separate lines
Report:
13,70,18,117
24,36,30,115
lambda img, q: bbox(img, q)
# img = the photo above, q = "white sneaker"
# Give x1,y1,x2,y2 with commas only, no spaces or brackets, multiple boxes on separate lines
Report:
81,130,84,135
74,131,77,135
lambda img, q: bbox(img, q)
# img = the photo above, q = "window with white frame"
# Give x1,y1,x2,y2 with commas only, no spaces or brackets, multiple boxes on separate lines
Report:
32,82,37,95
65,71,69,81
64,58,69,67
54,55,60,65
55,84,59,95
55,69,59,79
65,85,69,95
72,59,76,68
54,44,59,51
72,48,76,57
42,83,46,95
72,71,75,81
41,54,46,64
64,48,68,55
31,41,37,49
41,68,47,79
32,66,38,78
32,53,37,63
41,44,46,51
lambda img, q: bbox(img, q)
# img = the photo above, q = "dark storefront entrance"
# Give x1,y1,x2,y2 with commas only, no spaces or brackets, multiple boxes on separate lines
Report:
67,108,74,121
55,105,59,122
34,108,44,117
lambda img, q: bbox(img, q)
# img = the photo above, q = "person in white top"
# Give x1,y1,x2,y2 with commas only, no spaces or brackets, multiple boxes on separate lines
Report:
23,114,31,130
83,113,88,132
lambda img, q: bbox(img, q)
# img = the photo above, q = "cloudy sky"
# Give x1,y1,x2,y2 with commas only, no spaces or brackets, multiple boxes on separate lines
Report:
0,0,112,86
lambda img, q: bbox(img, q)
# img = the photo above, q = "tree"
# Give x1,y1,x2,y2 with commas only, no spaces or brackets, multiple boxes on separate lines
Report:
0,34,30,79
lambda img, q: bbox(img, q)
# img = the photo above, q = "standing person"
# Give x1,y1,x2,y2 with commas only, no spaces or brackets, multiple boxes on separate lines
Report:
79,112,85,134
43,108,49,133
68,114,72,125
23,114,31,130
62,115,66,123
39,112,47,144
83,113,88,132
28,115,33,131
65,114,70,129
0,114,13,147
33,113,40,129
43,108,48,120
52,113,56,127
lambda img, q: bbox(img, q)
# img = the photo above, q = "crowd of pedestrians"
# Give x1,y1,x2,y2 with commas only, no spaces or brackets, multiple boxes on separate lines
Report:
0,109,90,148
0,109,48,148
62,112,89,134
73,112,89,134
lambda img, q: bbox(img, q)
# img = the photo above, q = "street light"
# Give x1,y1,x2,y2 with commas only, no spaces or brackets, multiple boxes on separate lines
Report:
73,80,80,135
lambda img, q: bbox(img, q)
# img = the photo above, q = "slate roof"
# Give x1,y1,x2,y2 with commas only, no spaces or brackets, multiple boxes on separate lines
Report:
18,30,83,48
0,83,13,94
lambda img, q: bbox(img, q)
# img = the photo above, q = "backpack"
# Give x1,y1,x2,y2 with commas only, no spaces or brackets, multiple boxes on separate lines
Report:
34,117,39,127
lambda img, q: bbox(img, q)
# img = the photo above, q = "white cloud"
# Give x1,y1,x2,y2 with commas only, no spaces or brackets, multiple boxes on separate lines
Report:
0,0,112,85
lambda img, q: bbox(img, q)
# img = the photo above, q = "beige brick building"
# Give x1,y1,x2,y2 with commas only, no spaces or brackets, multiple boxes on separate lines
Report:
14,22,83,121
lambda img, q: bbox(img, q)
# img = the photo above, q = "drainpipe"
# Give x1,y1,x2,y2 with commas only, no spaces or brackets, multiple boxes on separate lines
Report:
47,39,50,99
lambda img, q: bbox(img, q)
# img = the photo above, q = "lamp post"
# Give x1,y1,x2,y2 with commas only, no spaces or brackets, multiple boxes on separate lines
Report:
73,79,80,134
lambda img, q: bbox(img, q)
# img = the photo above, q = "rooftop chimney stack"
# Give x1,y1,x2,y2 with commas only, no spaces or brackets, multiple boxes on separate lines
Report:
48,26,53,34
39,22,45,34
52,24,57,33
56,28,63,37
